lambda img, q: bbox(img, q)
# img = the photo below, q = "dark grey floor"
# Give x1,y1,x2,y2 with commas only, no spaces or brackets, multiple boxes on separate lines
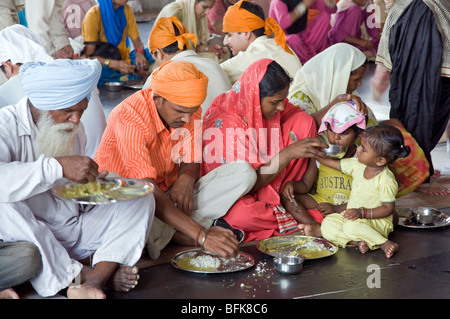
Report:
107,212,450,300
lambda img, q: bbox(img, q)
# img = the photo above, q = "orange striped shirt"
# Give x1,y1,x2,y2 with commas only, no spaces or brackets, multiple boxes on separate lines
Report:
94,88,202,192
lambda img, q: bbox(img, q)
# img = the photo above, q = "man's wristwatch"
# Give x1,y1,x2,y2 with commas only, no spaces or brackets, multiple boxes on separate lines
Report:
104,58,111,67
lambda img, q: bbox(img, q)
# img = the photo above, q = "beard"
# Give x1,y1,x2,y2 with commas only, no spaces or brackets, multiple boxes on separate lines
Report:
36,110,80,157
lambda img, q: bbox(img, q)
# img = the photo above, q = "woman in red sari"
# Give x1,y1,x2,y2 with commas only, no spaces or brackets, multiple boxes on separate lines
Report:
201,59,327,242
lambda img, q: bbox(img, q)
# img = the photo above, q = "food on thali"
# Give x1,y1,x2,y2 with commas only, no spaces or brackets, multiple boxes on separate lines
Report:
52,178,154,205
59,181,116,198
176,255,222,272
257,235,338,259
171,249,255,273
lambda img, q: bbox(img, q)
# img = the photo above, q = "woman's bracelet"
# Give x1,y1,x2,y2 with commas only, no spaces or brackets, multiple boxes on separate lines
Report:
200,228,212,251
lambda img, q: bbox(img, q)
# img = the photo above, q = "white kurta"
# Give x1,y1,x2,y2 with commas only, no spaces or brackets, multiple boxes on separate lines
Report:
24,0,70,57
0,97,155,297
220,36,302,84
144,50,232,118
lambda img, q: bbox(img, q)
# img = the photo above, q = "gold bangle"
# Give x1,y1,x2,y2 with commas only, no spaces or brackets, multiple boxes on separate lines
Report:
104,58,111,67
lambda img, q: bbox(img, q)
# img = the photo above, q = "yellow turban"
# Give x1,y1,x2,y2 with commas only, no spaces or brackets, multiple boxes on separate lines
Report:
148,16,197,53
223,0,293,54
151,60,208,108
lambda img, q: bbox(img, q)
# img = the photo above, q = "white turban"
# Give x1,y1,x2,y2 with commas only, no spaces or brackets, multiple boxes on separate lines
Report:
20,59,101,111
0,25,53,64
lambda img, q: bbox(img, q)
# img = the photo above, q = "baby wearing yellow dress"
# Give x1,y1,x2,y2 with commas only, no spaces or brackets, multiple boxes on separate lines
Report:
282,100,367,233
318,124,411,258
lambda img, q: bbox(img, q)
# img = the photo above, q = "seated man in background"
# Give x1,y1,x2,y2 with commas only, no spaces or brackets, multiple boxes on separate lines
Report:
0,58,155,299
82,0,153,84
220,0,302,83
145,16,231,118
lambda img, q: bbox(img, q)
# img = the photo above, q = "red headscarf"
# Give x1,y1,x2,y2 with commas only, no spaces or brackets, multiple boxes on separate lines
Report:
202,58,284,174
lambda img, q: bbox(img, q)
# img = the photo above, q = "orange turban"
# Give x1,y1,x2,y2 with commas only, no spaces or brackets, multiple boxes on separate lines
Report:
222,0,293,54
148,16,197,53
151,60,209,108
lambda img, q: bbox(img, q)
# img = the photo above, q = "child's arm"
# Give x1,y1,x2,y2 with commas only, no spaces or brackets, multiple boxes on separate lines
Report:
343,202,395,220
317,202,347,216
282,158,318,200
316,155,341,171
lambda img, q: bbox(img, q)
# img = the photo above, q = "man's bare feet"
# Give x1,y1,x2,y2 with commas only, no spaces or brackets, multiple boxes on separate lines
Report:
68,264,140,299
416,180,450,196
0,288,20,299
109,266,139,292
298,223,322,237
380,240,398,258
349,241,369,254
67,283,106,299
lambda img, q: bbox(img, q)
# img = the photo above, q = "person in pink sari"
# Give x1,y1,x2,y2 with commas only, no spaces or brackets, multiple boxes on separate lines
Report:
328,0,380,58
207,0,239,35
269,0,337,64
201,59,327,242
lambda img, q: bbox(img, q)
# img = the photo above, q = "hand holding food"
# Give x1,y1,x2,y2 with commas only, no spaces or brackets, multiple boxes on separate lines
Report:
55,155,104,184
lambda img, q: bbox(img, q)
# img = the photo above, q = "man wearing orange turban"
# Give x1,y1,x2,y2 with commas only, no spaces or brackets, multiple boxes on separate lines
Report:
145,16,231,118
95,59,254,261
220,0,302,83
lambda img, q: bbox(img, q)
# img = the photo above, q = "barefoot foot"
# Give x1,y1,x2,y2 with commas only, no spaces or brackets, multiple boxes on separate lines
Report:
109,265,139,292
380,240,398,258
0,288,20,299
67,284,106,299
298,223,322,237
349,241,369,254
416,180,450,196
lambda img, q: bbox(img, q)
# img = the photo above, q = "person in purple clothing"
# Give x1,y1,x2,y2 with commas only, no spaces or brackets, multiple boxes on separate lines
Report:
269,0,336,64
328,0,380,58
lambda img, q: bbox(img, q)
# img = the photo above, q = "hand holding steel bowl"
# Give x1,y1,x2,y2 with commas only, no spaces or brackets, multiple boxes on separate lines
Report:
320,144,348,159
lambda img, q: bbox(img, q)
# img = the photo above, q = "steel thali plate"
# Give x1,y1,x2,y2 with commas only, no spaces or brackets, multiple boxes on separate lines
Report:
52,177,154,205
396,208,450,229
257,235,338,260
123,80,144,90
171,248,255,274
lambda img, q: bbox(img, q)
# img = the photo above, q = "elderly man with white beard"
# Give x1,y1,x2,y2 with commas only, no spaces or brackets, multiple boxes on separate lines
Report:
0,24,107,159
0,58,155,299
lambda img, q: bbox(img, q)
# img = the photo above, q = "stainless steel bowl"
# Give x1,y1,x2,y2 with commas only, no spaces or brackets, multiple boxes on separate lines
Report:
104,81,123,92
411,207,441,225
320,144,348,159
395,208,412,219
273,256,303,274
